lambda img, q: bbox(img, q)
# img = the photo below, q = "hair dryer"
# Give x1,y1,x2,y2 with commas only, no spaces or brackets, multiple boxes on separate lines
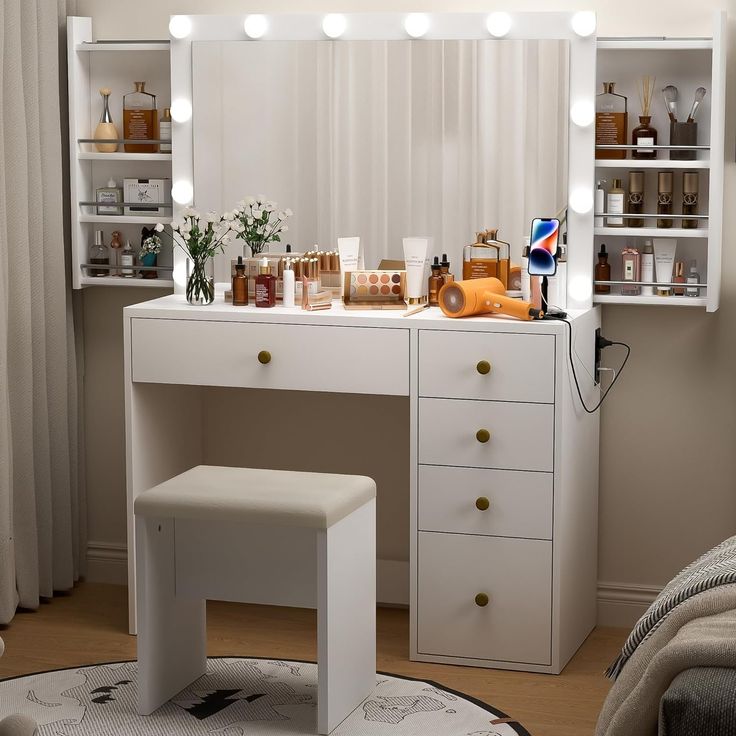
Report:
438,277,543,320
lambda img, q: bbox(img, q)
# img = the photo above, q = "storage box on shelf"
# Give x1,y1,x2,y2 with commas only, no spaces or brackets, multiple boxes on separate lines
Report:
592,20,725,311
68,18,174,289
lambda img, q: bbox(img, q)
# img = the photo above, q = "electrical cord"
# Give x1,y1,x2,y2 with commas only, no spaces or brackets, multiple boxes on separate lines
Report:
544,315,631,414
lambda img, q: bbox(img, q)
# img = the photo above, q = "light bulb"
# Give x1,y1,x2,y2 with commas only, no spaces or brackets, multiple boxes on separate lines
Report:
404,13,430,38
570,100,595,127
170,99,192,123
322,14,347,39
571,11,596,37
244,14,268,39
168,15,192,40
569,275,593,302
569,188,594,214
173,257,187,288
171,181,193,205
486,12,512,38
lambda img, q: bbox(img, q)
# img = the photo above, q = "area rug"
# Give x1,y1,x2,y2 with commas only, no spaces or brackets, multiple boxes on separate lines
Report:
0,656,530,735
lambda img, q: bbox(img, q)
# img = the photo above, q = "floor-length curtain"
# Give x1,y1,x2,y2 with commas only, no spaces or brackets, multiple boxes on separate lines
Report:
0,0,84,623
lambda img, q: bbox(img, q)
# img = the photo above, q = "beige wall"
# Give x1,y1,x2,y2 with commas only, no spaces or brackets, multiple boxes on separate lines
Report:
76,0,736,624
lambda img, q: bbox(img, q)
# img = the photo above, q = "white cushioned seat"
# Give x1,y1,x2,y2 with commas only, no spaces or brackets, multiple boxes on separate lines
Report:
134,464,376,529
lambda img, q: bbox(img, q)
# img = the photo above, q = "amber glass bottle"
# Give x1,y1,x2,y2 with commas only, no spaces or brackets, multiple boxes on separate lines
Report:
596,83,627,160
632,116,657,160
594,244,611,294
232,256,249,305
123,82,157,153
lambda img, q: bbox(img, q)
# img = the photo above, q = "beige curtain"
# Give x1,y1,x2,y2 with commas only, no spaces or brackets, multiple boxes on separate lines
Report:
0,0,84,623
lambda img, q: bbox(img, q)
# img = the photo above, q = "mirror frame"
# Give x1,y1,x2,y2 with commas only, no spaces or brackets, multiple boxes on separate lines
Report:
169,12,596,309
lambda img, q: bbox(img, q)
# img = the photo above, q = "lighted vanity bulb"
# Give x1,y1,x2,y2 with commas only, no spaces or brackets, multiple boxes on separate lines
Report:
171,180,193,205
569,188,594,214
244,14,268,39
486,12,512,38
170,99,192,123
322,14,347,39
404,13,430,38
571,11,596,37
569,274,593,302
570,100,595,128
169,15,192,40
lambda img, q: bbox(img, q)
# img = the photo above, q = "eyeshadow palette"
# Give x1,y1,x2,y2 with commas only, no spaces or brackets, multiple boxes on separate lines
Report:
343,270,407,309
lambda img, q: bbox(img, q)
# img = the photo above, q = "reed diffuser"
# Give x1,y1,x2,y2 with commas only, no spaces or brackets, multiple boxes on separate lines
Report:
632,76,657,160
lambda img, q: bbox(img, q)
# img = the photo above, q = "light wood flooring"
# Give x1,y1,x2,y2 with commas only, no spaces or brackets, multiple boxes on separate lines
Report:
0,582,626,736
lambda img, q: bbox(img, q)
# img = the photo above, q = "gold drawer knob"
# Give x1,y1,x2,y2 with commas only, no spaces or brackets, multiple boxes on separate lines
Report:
475,496,490,511
476,360,492,375
476,428,491,444
475,592,490,607
257,350,272,365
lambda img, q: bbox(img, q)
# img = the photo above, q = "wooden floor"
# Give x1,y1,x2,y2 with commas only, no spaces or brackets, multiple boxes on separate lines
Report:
0,582,626,736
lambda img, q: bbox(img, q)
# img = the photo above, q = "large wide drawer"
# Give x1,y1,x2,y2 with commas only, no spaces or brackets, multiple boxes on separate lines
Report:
418,465,552,539
130,318,409,396
417,532,552,664
419,330,555,403
419,398,554,472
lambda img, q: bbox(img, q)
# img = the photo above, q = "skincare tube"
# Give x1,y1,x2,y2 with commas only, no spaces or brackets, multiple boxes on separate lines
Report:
653,238,677,296
337,237,360,295
402,236,429,305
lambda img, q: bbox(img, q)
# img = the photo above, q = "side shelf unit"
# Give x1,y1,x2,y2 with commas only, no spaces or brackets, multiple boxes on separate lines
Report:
67,17,175,289
593,15,726,312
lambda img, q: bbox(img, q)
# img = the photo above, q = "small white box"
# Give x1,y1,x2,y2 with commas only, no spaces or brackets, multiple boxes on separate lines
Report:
123,178,171,217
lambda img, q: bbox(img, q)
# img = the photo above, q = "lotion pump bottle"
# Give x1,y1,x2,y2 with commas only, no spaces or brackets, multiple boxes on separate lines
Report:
282,259,295,308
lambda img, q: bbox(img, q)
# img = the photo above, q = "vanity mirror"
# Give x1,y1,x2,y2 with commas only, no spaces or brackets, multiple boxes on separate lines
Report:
170,13,596,308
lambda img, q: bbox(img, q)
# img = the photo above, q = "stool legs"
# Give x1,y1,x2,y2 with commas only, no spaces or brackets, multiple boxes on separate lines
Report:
317,499,376,734
135,516,207,715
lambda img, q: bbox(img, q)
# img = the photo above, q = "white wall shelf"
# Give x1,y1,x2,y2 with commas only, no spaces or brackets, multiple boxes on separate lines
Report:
593,294,707,307
597,39,712,51
595,159,710,169
75,42,170,52
81,276,174,288
80,215,173,225
77,151,172,161
594,227,708,239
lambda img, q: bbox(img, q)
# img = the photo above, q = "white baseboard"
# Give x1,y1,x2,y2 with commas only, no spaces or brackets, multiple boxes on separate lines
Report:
596,581,661,628
84,544,658,627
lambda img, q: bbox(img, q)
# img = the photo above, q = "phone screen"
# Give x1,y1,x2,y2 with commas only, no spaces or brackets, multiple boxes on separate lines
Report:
528,218,560,277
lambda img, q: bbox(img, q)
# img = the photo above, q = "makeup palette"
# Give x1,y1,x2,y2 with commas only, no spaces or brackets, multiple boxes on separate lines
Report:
343,270,406,309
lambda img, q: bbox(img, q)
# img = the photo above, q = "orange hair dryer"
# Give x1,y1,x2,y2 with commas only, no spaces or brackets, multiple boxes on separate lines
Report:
438,277,543,321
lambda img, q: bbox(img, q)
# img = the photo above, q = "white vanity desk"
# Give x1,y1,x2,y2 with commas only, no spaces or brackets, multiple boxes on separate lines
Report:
124,295,601,674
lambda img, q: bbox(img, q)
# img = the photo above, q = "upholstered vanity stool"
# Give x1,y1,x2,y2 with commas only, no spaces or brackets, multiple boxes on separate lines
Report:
134,464,377,735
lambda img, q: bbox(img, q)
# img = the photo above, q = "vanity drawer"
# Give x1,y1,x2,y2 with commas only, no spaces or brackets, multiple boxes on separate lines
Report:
418,398,554,472
419,330,555,403
130,318,409,396
417,532,552,664
418,465,552,540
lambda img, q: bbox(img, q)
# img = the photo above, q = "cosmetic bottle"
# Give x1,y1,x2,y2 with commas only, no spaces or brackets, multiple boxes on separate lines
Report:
621,247,641,296
88,230,109,277
123,82,157,153
641,240,655,296
462,230,510,288
673,261,686,296
686,260,701,297
255,256,276,307
657,171,674,228
627,171,645,228
109,230,123,277
632,118,657,160
94,88,118,153
682,172,699,229
232,256,248,306
159,108,172,153
120,240,136,278
596,82,627,160
440,253,454,284
96,178,123,216
428,257,443,306
282,259,295,308
595,180,605,228
606,179,625,227
521,239,531,302
594,244,611,294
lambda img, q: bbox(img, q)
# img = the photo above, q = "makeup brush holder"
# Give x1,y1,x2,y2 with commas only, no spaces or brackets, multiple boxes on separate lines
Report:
670,122,697,160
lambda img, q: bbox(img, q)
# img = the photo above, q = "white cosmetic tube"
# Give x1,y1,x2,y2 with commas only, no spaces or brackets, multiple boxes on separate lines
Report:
402,237,429,304
653,238,676,296
337,236,360,293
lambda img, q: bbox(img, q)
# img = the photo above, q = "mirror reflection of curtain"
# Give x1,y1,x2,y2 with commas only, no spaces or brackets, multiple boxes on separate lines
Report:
193,39,568,278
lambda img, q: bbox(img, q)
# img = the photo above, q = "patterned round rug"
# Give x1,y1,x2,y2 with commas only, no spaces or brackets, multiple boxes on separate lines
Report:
0,657,530,735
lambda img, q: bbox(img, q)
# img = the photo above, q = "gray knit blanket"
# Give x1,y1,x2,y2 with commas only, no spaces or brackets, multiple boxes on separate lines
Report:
607,535,736,679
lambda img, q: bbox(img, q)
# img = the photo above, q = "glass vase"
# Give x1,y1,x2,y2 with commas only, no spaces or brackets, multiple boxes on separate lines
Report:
186,256,215,305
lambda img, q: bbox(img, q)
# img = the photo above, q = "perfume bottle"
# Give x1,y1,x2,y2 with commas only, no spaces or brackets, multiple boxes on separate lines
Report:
255,257,276,307
89,230,109,277
596,82,627,160
120,240,136,278
428,257,443,306
627,171,645,228
96,178,123,216
94,88,119,153
109,230,123,276
232,256,249,306
686,260,701,297
682,172,699,229
159,107,172,153
657,171,674,228
621,247,641,296
594,244,611,294
123,82,157,153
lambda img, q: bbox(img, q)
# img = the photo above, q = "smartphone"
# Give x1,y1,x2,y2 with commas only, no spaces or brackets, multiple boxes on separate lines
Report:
528,218,560,277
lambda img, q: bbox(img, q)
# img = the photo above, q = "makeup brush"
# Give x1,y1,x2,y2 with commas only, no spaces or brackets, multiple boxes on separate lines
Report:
662,85,679,122
686,87,707,123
